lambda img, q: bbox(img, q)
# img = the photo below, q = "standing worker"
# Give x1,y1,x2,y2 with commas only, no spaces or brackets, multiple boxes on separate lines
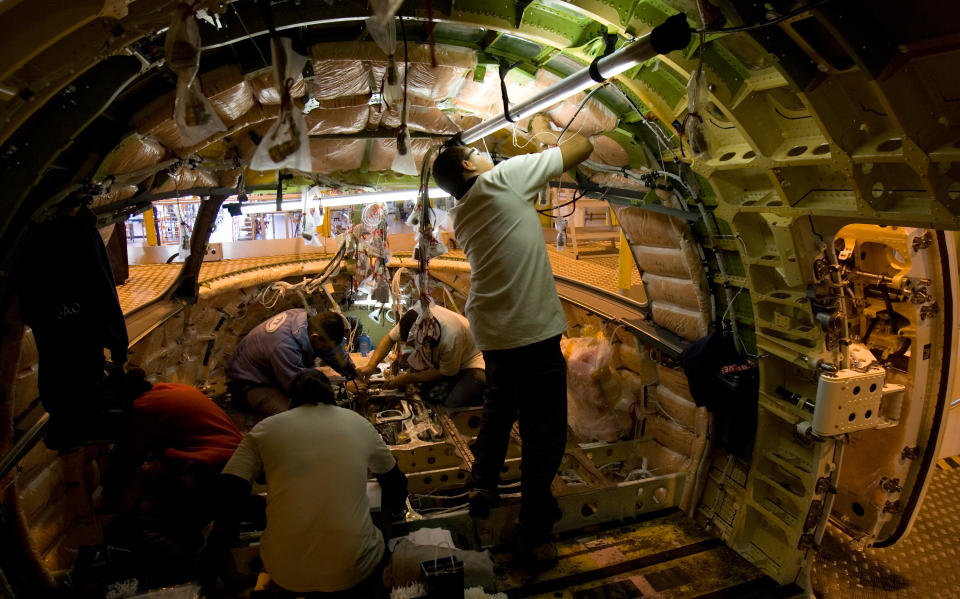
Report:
431,114,593,563
357,305,486,408
204,369,406,597
225,308,358,416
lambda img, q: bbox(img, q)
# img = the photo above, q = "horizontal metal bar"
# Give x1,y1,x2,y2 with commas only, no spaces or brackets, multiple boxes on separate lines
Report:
309,130,450,140
0,414,48,482
548,180,698,221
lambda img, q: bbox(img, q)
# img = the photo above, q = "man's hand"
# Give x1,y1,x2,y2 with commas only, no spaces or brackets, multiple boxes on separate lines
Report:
530,114,557,147
383,373,408,390
356,364,377,380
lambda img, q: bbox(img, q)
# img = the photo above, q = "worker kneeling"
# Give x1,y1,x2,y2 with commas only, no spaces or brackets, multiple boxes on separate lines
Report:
226,309,358,416
209,369,407,597
358,305,486,408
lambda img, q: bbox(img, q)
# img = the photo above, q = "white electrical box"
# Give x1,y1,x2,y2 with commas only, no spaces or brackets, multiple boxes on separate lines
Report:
812,367,886,436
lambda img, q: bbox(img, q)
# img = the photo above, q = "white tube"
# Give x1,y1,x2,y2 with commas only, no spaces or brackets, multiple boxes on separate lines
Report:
460,35,657,144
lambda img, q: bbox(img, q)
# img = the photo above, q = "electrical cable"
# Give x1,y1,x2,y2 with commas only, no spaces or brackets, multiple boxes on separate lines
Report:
697,0,835,34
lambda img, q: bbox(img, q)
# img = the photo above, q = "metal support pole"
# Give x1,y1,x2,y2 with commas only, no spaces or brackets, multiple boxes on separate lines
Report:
459,14,691,144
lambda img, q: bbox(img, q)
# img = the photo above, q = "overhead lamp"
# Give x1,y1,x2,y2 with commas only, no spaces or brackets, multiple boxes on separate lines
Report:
458,14,691,144
319,188,448,208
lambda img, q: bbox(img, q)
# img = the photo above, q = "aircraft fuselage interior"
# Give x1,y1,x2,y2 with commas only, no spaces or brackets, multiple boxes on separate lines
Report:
1,1,959,598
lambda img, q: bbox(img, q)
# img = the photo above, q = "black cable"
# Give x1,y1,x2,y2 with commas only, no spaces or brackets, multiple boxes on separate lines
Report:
697,0,834,34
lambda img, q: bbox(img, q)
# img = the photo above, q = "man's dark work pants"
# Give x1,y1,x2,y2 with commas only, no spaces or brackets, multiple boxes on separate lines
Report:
468,335,567,546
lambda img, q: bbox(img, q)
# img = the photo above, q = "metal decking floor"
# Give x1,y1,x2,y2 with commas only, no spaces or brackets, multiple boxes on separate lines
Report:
812,465,960,598
492,509,797,599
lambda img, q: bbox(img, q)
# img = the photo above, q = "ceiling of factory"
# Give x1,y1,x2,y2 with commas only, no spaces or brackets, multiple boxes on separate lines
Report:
0,0,959,253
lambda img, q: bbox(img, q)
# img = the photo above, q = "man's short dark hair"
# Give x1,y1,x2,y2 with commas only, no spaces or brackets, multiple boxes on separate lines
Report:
289,369,335,407
432,145,474,198
398,308,420,342
308,311,346,343
123,367,153,402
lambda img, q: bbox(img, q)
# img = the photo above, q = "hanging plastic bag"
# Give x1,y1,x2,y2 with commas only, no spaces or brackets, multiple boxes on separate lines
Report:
555,217,568,252
166,5,226,146
370,0,403,25
685,68,710,158
391,125,418,175
301,186,323,245
251,38,312,172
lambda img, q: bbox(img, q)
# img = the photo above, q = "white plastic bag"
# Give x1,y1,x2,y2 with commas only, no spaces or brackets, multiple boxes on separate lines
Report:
251,38,312,172
166,7,226,146
555,217,568,252
391,126,418,175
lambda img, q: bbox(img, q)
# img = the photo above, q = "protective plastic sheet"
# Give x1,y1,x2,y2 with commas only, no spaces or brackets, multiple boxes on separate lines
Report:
613,206,682,248
383,539,496,591
251,39,312,172
200,64,256,122
631,242,701,279
309,139,365,173
649,385,698,428
643,272,710,312
249,68,306,105
563,336,630,442
656,363,694,403
589,135,630,167
106,136,166,175
369,138,435,173
651,303,709,342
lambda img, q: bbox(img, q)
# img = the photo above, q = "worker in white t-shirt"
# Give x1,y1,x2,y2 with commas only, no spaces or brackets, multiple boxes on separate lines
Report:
202,369,407,596
431,114,593,564
357,304,486,408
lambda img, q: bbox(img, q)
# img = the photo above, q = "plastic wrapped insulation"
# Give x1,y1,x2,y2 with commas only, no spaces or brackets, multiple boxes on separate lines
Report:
305,94,371,134
452,69,503,117
311,42,475,103
651,303,709,342
613,206,684,248
642,272,710,313
588,136,630,167
105,136,166,175
309,139,365,173
649,385,699,428
251,38,312,172
202,64,256,122
249,68,306,105
588,171,651,193
165,7,226,146
656,363,694,402
548,92,617,137
631,242,702,279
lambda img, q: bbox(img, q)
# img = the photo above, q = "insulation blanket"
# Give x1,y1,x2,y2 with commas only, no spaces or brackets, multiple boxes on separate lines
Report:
656,363,694,402
562,336,637,442
631,242,701,279
105,137,166,175
589,136,630,167
643,272,709,313
249,68,306,105
613,206,683,249
305,105,370,135
651,303,709,342
452,69,503,116
311,42,475,102
648,416,697,459
309,139,365,173
508,70,616,136
201,64,256,123
649,385,698,428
